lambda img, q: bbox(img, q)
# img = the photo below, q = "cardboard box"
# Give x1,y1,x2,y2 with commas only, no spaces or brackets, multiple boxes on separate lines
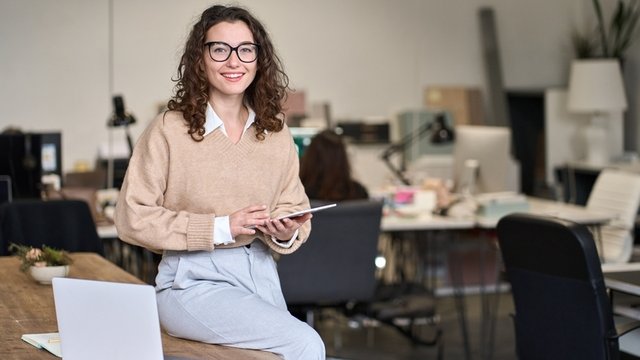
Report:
425,87,484,126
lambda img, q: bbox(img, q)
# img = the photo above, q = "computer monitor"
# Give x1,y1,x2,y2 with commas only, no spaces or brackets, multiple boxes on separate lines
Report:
0,132,62,199
452,125,512,194
290,127,321,157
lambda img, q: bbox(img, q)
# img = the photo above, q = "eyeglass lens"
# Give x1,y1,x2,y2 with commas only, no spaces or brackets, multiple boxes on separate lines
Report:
208,42,258,63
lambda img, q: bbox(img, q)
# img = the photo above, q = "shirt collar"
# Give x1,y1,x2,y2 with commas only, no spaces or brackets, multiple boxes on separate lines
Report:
203,102,256,137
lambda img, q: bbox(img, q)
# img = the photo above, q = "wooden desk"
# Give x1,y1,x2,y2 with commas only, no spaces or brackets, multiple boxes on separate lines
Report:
0,253,278,360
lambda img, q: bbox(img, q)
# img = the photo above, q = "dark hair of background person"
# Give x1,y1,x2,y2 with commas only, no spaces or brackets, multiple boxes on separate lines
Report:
167,5,290,142
299,130,369,202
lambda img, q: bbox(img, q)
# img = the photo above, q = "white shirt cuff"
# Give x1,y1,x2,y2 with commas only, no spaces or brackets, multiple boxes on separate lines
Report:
270,229,298,248
213,216,235,245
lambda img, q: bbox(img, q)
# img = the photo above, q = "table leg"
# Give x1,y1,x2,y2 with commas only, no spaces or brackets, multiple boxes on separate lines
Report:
448,232,473,360
479,234,501,360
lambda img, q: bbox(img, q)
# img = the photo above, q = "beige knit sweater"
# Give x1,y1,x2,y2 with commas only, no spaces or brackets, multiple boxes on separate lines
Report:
114,111,310,255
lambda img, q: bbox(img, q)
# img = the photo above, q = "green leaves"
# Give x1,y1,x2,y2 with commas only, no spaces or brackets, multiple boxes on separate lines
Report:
608,0,640,58
573,0,640,60
8,243,73,272
572,28,599,59
593,0,610,56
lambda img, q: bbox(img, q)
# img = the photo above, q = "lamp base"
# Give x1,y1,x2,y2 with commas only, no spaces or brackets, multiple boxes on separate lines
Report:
583,115,609,166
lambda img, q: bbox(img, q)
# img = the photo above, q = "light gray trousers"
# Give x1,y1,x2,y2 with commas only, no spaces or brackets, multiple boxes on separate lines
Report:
155,241,325,360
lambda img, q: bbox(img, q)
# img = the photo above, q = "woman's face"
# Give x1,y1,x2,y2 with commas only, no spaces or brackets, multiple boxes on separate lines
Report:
203,21,257,100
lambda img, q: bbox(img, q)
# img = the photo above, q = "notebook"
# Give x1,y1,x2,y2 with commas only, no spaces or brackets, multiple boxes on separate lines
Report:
52,277,189,360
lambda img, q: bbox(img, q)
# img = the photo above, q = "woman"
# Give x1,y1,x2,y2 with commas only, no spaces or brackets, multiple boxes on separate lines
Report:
300,130,369,201
114,5,324,359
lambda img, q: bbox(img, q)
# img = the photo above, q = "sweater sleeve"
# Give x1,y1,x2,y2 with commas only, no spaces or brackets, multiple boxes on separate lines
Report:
114,114,215,253
262,130,311,255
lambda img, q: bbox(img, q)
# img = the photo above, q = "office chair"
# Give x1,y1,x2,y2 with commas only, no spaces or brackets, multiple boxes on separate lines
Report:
497,213,640,360
277,199,442,357
277,199,383,323
0,199,103,256
586,169,640,264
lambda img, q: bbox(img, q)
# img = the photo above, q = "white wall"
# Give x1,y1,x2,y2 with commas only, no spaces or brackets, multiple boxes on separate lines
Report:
0,0,598,175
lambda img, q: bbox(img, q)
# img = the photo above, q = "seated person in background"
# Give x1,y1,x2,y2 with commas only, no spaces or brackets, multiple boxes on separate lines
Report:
300,130,369,201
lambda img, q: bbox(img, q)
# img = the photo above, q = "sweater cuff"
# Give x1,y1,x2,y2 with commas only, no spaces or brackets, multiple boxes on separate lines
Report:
187,213,215,251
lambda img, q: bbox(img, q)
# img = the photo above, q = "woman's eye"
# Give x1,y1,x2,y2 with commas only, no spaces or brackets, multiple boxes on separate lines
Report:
239,46,256,54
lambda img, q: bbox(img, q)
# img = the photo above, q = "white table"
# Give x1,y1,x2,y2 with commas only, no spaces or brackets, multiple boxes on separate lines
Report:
97,223,118,238
380,196,613,360
476,197,612,228
382,213,475,232
380,211,481,360
605,270,640,296
381,196,612,232
99,197,607,237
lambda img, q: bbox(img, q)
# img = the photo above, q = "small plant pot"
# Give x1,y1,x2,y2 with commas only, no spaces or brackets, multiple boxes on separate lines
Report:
29,265,70,285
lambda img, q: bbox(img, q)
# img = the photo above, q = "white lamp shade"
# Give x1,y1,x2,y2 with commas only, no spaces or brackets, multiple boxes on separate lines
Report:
568,59,627,113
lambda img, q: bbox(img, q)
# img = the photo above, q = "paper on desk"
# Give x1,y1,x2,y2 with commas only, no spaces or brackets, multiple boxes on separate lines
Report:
475,192,529,219
475,191,527,205
21,332,62,358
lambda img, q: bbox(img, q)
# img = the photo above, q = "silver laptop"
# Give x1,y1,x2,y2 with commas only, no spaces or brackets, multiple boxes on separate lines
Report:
52,277,178,360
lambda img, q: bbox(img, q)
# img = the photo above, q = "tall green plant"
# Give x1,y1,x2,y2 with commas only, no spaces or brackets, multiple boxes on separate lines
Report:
572,0,640,59
609,0,640,58
593,0,610,56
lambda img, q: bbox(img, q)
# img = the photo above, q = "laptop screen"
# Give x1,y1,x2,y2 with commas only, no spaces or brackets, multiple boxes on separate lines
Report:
52,278,164,360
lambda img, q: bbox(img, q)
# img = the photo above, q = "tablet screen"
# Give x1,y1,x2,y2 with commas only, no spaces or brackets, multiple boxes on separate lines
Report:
276,203,337,220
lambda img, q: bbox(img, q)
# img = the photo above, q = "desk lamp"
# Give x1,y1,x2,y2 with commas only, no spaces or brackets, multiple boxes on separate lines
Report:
380,113,455,185
106,95,136,188
567,59,627,165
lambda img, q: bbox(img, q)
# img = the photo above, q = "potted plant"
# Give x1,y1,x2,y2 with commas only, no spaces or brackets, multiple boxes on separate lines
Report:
568,0,639,162
9,243,73,284
572,0,640,60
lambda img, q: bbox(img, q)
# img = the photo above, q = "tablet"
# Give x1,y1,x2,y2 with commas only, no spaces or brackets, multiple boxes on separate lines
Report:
276,203,337,220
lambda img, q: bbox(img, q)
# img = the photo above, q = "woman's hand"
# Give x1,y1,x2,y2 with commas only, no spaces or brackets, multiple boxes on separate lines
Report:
229,205,270,238
256,213,312,241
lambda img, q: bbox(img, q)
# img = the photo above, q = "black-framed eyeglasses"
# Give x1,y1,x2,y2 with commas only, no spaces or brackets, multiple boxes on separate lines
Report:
204,41,259,63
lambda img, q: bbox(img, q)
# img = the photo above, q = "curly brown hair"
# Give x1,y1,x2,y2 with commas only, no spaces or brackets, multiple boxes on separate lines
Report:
167,5,289,141
300,130,369,201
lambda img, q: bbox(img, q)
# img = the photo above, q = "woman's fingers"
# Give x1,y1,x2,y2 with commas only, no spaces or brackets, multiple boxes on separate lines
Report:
229,204,270,237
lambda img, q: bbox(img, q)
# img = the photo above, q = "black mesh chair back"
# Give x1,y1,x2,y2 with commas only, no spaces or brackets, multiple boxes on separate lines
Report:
497,213,617,360
277,199,383,305
0,199,103,256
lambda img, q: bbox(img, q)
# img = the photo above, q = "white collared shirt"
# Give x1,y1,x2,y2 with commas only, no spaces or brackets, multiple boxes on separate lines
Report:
207,103,297,248
203,102,255,138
